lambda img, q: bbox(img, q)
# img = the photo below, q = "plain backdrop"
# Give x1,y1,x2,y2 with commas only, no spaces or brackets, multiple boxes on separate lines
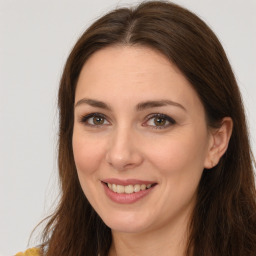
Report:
0,0,255,255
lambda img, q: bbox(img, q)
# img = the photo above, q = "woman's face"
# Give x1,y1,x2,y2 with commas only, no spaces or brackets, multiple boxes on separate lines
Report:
73,46,213,234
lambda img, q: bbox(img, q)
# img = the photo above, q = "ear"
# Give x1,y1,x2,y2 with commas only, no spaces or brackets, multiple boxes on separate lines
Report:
204,117,233,169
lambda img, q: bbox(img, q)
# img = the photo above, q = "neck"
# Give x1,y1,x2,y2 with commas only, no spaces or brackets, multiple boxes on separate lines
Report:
108,210,192,256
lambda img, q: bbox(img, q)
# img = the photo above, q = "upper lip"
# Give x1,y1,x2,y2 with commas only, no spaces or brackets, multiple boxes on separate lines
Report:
102,178,157,186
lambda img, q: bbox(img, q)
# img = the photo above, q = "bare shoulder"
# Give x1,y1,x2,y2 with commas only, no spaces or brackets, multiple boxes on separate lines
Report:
15,247,41,256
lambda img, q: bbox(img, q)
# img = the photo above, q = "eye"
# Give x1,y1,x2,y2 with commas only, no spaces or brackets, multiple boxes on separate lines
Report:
79,113,110,127
144,113,176,129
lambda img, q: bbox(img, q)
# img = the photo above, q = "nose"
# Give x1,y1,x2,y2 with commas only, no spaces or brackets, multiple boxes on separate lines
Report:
105,126,143,171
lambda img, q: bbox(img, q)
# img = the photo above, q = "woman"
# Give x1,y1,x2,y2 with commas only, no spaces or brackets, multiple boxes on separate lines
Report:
16,1,256,255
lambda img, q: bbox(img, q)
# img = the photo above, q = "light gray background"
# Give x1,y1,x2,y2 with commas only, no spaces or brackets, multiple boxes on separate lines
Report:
1,0,255,255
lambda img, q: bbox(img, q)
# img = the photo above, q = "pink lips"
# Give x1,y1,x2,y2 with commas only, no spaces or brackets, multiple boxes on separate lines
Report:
102,178,157,204
102,178,156,186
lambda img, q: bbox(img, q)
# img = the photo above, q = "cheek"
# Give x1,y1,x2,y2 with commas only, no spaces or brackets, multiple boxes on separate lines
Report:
72,132,106,176
72,130,109,213
145,130,208,180
145,131,208,214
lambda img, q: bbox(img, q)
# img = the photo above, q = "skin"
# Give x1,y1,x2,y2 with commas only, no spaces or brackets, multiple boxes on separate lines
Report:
72,46,232,256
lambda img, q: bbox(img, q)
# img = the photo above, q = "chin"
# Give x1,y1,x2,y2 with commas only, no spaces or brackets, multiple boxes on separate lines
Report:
107,221,150,234
99,210,154,234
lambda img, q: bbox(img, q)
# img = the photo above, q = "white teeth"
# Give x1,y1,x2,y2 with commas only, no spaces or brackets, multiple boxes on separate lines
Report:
140,184,146,190
116,185,125,193
112,184,117,192
133,184,141,192
107,183,153,194
125,185,134,194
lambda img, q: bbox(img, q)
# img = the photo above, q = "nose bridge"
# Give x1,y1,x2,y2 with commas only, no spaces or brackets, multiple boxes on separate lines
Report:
106,123,143,170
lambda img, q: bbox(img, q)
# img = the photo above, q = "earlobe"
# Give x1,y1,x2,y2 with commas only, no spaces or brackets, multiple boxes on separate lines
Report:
204,117,233,169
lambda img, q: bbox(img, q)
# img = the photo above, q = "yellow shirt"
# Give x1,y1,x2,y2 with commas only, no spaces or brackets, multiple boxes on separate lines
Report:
15,247,41,256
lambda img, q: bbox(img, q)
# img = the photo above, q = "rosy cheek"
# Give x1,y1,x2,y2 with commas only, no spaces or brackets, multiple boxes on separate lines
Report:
145,136,203,176
73,137,98,175
149,147,185,174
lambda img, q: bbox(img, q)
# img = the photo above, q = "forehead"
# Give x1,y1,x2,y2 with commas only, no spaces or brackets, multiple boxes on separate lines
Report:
75,45,203,113
77,45,181,87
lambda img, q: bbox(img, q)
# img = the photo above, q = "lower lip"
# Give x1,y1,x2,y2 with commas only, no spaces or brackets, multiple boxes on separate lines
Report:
102,183,156,204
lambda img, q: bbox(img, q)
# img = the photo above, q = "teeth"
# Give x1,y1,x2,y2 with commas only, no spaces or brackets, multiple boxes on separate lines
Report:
140,184,146,190
116,185,125,193
125,185,134,194
107,183,153,194
112,184,117,192
133,184,141,192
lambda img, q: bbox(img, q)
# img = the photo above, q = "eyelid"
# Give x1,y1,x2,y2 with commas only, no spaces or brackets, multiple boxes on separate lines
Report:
143,113,176,129
79,112,110,127
78,112,176,129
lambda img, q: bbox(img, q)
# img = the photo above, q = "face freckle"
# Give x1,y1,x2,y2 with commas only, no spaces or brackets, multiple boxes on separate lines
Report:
72,45,212,235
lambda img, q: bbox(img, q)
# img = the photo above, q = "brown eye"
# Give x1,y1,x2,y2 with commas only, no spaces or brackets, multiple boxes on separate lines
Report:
154,117,167,126
80,113,110,127
92,116,105,125
144,113,176,130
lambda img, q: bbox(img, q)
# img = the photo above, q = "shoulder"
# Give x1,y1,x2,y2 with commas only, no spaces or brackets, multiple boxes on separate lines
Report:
15,247,41,256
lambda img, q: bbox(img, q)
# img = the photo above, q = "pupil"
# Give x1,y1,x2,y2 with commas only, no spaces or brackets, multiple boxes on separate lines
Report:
93,117,104,125
154,117,166,126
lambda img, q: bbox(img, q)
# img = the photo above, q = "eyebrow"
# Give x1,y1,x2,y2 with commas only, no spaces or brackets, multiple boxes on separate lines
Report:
136,100,186,112
75,98,111,110
75,98,186,112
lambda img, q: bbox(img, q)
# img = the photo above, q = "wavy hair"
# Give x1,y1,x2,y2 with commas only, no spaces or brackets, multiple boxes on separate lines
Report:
39,1,256,255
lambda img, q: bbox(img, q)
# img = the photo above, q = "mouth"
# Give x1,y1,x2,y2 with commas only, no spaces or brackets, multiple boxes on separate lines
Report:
103,182,156,194
101,179,157,204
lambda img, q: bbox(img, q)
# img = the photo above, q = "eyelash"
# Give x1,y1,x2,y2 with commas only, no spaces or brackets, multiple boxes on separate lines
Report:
79,112,176,130
144,113,176,129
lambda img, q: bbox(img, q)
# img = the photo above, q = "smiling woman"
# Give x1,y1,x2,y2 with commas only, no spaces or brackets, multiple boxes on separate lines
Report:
72,45,226,240
16,1,256,256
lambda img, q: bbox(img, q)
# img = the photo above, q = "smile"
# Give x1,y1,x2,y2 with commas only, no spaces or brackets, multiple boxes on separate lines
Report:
107,183,153,194
102,179,157,204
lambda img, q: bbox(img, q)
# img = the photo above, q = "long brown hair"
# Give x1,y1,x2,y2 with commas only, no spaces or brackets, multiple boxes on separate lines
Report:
39,1,256,255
